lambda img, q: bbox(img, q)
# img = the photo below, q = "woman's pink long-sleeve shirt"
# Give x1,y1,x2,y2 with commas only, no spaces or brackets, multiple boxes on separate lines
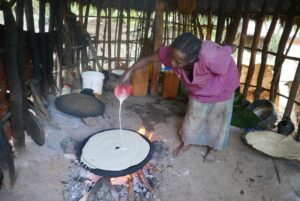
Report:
159,41,240,103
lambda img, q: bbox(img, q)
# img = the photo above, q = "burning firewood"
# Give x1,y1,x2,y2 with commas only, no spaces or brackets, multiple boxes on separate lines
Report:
137,169,154,192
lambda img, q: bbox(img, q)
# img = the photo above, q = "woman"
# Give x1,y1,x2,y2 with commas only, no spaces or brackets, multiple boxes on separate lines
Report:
121,32,239,162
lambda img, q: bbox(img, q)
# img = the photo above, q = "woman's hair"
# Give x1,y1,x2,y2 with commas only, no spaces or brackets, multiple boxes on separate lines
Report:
172,32,202,62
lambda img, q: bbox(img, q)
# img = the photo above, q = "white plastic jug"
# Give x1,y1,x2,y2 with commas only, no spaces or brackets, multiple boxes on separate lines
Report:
81,71,105,95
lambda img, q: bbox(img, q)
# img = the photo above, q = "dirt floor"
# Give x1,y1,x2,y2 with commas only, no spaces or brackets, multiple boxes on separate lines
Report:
1,75,300,201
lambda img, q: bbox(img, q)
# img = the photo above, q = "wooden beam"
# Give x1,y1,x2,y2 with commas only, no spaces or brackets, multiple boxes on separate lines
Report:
215,0,226,44
164,10,169,44
116,0,124,65
224,0,242,44
78,0,83,25
101,9,107,68
206,6,212,40
39,0,45,33
83,0,91,30
150,0,164,96
54,0,65,89
16,0,25,99
242,4,266,99
194,12,204,39
283,50,300,117
237,1,250,75
254,1,281,100
25,0,42,88
296,121,300,142
270,0,298,102
126,4,130,68
3,3,25,147
94,7,101,70
107,2,112,70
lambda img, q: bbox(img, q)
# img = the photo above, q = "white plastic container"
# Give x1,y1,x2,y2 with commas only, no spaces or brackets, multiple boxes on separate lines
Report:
81,71,105,95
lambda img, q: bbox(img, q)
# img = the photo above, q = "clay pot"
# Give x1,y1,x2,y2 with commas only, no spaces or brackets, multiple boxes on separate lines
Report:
277,116,295,135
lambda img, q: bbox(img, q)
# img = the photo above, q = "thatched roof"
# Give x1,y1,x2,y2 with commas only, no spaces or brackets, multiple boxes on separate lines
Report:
75,0,300,16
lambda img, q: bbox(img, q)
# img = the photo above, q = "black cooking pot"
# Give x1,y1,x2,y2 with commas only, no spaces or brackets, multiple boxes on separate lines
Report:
76,128,153,177
277,116,295,135
247,99,277,130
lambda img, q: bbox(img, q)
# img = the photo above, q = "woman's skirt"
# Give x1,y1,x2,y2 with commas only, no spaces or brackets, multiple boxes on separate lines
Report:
180,97,234,150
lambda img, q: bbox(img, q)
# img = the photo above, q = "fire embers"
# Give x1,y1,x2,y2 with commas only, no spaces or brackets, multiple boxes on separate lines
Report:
63,139,169,201
63,160,161,201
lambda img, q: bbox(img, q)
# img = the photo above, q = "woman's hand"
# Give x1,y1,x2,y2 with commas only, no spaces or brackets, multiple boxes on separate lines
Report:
120,69,133,85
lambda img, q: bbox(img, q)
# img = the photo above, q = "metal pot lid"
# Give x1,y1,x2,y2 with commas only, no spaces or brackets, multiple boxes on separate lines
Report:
77,129,153,177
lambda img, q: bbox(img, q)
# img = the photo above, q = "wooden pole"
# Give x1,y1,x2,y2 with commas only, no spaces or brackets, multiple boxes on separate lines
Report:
114,1,120,60
172,12,176,40
164,10,169,45
83,0,92,30
126,4,130,68
270,0,298,102
194,12,204,39
47,1,56,93
94,7,101,70
183,14,187,33
3,3,25,147
206,6,212,40
117,0,124,66
224,0,242,44
237,1,250,75
270,12,295,101
296,121,300,142
150,0,164,96
107,2,112,70
39,0,45,33
191,11,197,36
25,0,42,89
242,5,266,99
38,0,48,94
215,0,226,44
78,0,83,26
283,60,300,117
55,0,65,89
177,13,181,36
254,1,281,100
101,9,107,68
16,0,25,100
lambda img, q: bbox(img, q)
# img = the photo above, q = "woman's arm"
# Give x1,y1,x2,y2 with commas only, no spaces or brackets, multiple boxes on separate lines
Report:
121,53,160,84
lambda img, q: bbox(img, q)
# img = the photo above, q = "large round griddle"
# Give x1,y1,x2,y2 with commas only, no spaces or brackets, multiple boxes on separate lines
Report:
77,129,153,177
55,93,105,117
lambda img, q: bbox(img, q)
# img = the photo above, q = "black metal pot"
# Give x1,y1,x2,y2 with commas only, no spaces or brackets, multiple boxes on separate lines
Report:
76,128,153,177
247,99,277,130
277,116,295,135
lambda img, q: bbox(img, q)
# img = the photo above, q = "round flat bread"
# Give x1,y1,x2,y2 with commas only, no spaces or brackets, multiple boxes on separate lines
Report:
245,131,300,160
80,130,150,171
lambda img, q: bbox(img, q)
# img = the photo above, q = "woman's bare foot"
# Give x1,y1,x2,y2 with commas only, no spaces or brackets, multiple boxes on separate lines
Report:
172,143,190,157
203,146,216,163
